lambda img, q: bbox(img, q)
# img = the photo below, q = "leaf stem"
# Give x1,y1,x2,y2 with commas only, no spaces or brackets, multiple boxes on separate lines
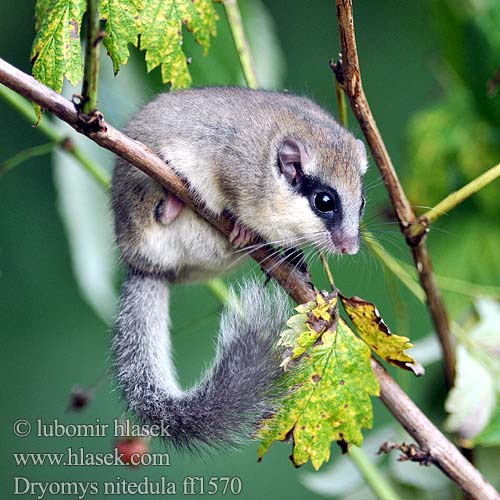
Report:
1,142,54,175
81,0,101,114
223,0,258,89
362,230,425,302
335,77,348,127
315,64,346,293
0,85,110,187
206,277,231,304
408,161,500,239
349,446,402,500
319,252,336,290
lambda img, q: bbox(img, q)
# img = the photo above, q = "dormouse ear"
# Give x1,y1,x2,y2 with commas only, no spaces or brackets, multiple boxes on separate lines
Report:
278,139,305,186
356,139,368,175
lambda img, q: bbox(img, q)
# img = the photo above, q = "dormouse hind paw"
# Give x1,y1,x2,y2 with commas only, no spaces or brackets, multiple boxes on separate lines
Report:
155,192,185,225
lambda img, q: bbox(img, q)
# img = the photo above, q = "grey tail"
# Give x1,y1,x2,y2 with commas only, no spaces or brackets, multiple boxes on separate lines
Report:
113,268,289,450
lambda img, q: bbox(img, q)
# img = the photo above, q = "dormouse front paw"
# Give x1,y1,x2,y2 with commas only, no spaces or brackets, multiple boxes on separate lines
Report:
229,222,256,248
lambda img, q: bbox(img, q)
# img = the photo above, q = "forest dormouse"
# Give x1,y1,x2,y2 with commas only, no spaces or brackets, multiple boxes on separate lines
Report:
111,87,367,450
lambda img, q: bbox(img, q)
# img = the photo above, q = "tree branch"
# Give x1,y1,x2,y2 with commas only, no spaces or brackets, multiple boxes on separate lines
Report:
228,10,397,493
1,57,498,499
334,0,456,388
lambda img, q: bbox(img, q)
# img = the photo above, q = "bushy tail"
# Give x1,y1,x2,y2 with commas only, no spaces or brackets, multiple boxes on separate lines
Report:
113,269,289,450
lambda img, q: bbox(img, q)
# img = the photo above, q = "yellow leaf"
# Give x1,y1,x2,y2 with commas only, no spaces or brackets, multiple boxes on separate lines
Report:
340,294,424,376
259,295,379,470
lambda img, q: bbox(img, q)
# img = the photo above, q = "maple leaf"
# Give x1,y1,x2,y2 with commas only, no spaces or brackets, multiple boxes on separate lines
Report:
100,0,142,74
259,294,379,470
30,0,219,102
139,0,218,88
31,0,86,93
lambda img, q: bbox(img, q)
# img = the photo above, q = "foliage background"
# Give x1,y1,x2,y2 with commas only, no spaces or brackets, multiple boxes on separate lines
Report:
1,0,499,498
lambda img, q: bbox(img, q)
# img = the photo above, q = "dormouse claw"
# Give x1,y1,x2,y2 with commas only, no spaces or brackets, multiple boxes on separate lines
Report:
229,222,255,248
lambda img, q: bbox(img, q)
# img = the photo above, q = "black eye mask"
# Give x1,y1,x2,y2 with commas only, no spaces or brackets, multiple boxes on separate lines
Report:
277,138,355,231
296,175,343,230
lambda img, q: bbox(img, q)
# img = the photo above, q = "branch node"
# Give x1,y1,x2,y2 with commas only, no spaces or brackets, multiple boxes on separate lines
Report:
378,441,433,466
405,217,429,247
60,136,75,152
329,56,345,88
94,29,106,48
72,94,107,133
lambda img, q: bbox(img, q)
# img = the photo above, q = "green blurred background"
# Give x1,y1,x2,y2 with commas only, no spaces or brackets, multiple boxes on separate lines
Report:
1,1,500,499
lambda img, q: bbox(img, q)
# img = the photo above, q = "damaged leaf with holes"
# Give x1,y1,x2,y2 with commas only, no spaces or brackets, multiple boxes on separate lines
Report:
340,294,424,376
31,0,219,102
258,294,379,470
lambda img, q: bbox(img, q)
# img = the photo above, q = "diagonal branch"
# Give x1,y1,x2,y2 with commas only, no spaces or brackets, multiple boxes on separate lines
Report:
0,57,498,499
0,58,311,304
334,0,456,388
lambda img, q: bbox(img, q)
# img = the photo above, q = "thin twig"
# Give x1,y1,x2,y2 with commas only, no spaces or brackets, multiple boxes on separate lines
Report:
409,161,500,240
224,0,258,89
1,57,497,499
1,142,54,175
334,0,456,387
349,446,402,500
0,85,110,187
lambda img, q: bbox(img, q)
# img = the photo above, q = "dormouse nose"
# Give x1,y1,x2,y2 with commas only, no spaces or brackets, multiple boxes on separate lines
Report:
331,233,360,255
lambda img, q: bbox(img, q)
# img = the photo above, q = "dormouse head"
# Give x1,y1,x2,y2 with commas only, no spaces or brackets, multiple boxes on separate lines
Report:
271,134,367,255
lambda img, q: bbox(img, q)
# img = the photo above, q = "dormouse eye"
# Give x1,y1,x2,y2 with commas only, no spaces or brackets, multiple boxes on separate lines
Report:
314,192,337,213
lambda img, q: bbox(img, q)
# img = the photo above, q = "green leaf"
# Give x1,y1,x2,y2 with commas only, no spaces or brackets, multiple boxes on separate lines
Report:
34,0,54,31
258,299,379,470
140,0,218,88
340,294,424,376
31,0,86,92
100,0,141,74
